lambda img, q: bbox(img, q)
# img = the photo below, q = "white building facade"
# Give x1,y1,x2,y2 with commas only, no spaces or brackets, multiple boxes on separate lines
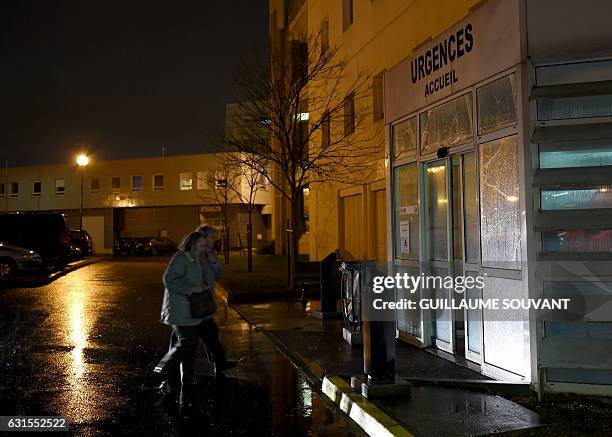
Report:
385,0,612,395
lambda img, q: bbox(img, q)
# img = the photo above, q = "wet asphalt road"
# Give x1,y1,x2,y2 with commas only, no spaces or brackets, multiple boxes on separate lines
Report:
0,258,365,436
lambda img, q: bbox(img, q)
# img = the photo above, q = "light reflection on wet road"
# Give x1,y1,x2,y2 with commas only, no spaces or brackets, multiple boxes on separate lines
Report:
0,259,365,436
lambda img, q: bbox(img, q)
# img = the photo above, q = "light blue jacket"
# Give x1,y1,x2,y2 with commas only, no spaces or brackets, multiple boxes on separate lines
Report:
160,249,223,326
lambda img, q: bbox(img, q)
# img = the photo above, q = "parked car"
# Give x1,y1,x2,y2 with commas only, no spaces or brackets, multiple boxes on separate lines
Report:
0,213,71,267
0,243,43,281
128,237,148,256
69,229,93,256
113,237,135,256
148,237,177,255
66,243,83,261
113,236,177,256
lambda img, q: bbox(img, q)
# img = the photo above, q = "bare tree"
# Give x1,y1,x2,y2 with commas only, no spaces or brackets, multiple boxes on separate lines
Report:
225,29,381,290
225,152,265,273
198,155,242,265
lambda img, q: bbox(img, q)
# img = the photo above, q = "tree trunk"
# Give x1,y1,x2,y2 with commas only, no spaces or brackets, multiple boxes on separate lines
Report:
223,200,230,265
247,210,253,273
288,195,300,292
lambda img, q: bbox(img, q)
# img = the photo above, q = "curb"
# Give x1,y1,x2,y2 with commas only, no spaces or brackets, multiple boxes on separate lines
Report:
322,375,413,437
216,283,413,437
47,256,103,282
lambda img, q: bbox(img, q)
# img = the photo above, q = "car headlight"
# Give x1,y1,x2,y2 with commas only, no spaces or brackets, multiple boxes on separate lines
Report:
22,251,41,261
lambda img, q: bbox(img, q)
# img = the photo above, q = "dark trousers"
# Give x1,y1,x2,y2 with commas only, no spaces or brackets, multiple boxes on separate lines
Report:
156,319,227,388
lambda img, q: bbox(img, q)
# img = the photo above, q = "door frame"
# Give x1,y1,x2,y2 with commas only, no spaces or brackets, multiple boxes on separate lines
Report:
421,152,483,363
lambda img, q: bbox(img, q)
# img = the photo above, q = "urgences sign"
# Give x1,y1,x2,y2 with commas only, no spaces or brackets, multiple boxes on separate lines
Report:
411,23,474,97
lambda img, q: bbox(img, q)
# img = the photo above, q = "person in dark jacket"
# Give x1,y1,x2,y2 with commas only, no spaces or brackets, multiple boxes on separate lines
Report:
154,230,235,396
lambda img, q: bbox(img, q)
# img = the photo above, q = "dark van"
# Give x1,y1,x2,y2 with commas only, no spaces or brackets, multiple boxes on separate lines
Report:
0,213,71,267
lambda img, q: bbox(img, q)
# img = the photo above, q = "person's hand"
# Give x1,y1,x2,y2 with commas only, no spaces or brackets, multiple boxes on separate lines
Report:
205,249,218,263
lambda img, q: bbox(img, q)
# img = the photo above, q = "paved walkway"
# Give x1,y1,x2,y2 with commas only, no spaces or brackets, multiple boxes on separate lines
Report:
228,297,543,437
0,260,367,436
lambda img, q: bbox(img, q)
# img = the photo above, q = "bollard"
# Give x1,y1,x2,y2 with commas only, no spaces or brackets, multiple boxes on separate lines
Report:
351,261,411,398
320,252,337,313
312,252,341,319
363,319,396,383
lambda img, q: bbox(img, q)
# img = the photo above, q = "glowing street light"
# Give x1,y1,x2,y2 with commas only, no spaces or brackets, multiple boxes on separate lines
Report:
76,154,89,230
76,154,89,167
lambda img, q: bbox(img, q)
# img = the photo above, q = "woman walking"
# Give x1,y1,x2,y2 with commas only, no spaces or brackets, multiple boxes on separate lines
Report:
154,229,235,397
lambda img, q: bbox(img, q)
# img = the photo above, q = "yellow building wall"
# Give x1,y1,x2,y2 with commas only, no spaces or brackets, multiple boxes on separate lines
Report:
0,153,269,212
288,0,483,260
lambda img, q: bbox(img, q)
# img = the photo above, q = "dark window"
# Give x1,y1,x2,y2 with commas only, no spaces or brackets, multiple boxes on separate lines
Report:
55,179,65,195
154,174,164,190
111,176,120,191
344,93,355,135
343,0,354,31
321,19,329,52
33,181,41,196
322,113,331,147
0,182,4,196
132,175,142,192
90,178,100,192
373,72,384,122
10,182,19,197
291,40,308,83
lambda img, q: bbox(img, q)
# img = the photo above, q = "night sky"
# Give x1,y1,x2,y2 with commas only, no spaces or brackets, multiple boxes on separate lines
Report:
0,0,268,167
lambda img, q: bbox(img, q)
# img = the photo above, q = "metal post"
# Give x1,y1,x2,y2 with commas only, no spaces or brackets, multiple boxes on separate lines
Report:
79,168,84,230
320,252,337,313
363,319,396,383
353,261,410,398
286,218,291,280
247,222,252,272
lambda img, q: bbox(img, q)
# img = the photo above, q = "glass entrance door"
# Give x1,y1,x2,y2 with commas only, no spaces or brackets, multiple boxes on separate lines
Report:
424,152,481,361
424,159,453,353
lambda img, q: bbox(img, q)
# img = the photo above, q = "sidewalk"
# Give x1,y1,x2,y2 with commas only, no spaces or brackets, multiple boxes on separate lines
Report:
221,291,543,437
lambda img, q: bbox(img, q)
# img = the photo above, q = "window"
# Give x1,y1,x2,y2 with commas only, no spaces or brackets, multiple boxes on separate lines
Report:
344,93,355,135
538,94,612,121
291,41,308,81
321,19,329,52
393,163,420,260
343,0,354,31
10,182,19,198
479,135,521,269
214,170,227,189
111,176,121,192
90,178,100,192
208,217,225,228
180,172,193,191
539,143,612,168
321,113,331,147
301,186,310,233
477,74,517,135
132,175,142,192
55,179,65,196
541,187,612,210
153,174,164,191
535,60,612,121
419,93,473,155
258,172,268,190
0,182,4,197
196,172,209,190
373,72,384,122
393,116,418,160
543,229,612,253
32,181,41,196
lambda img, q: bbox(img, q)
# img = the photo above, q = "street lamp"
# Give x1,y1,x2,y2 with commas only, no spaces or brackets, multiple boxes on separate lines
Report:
76,154,89,230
